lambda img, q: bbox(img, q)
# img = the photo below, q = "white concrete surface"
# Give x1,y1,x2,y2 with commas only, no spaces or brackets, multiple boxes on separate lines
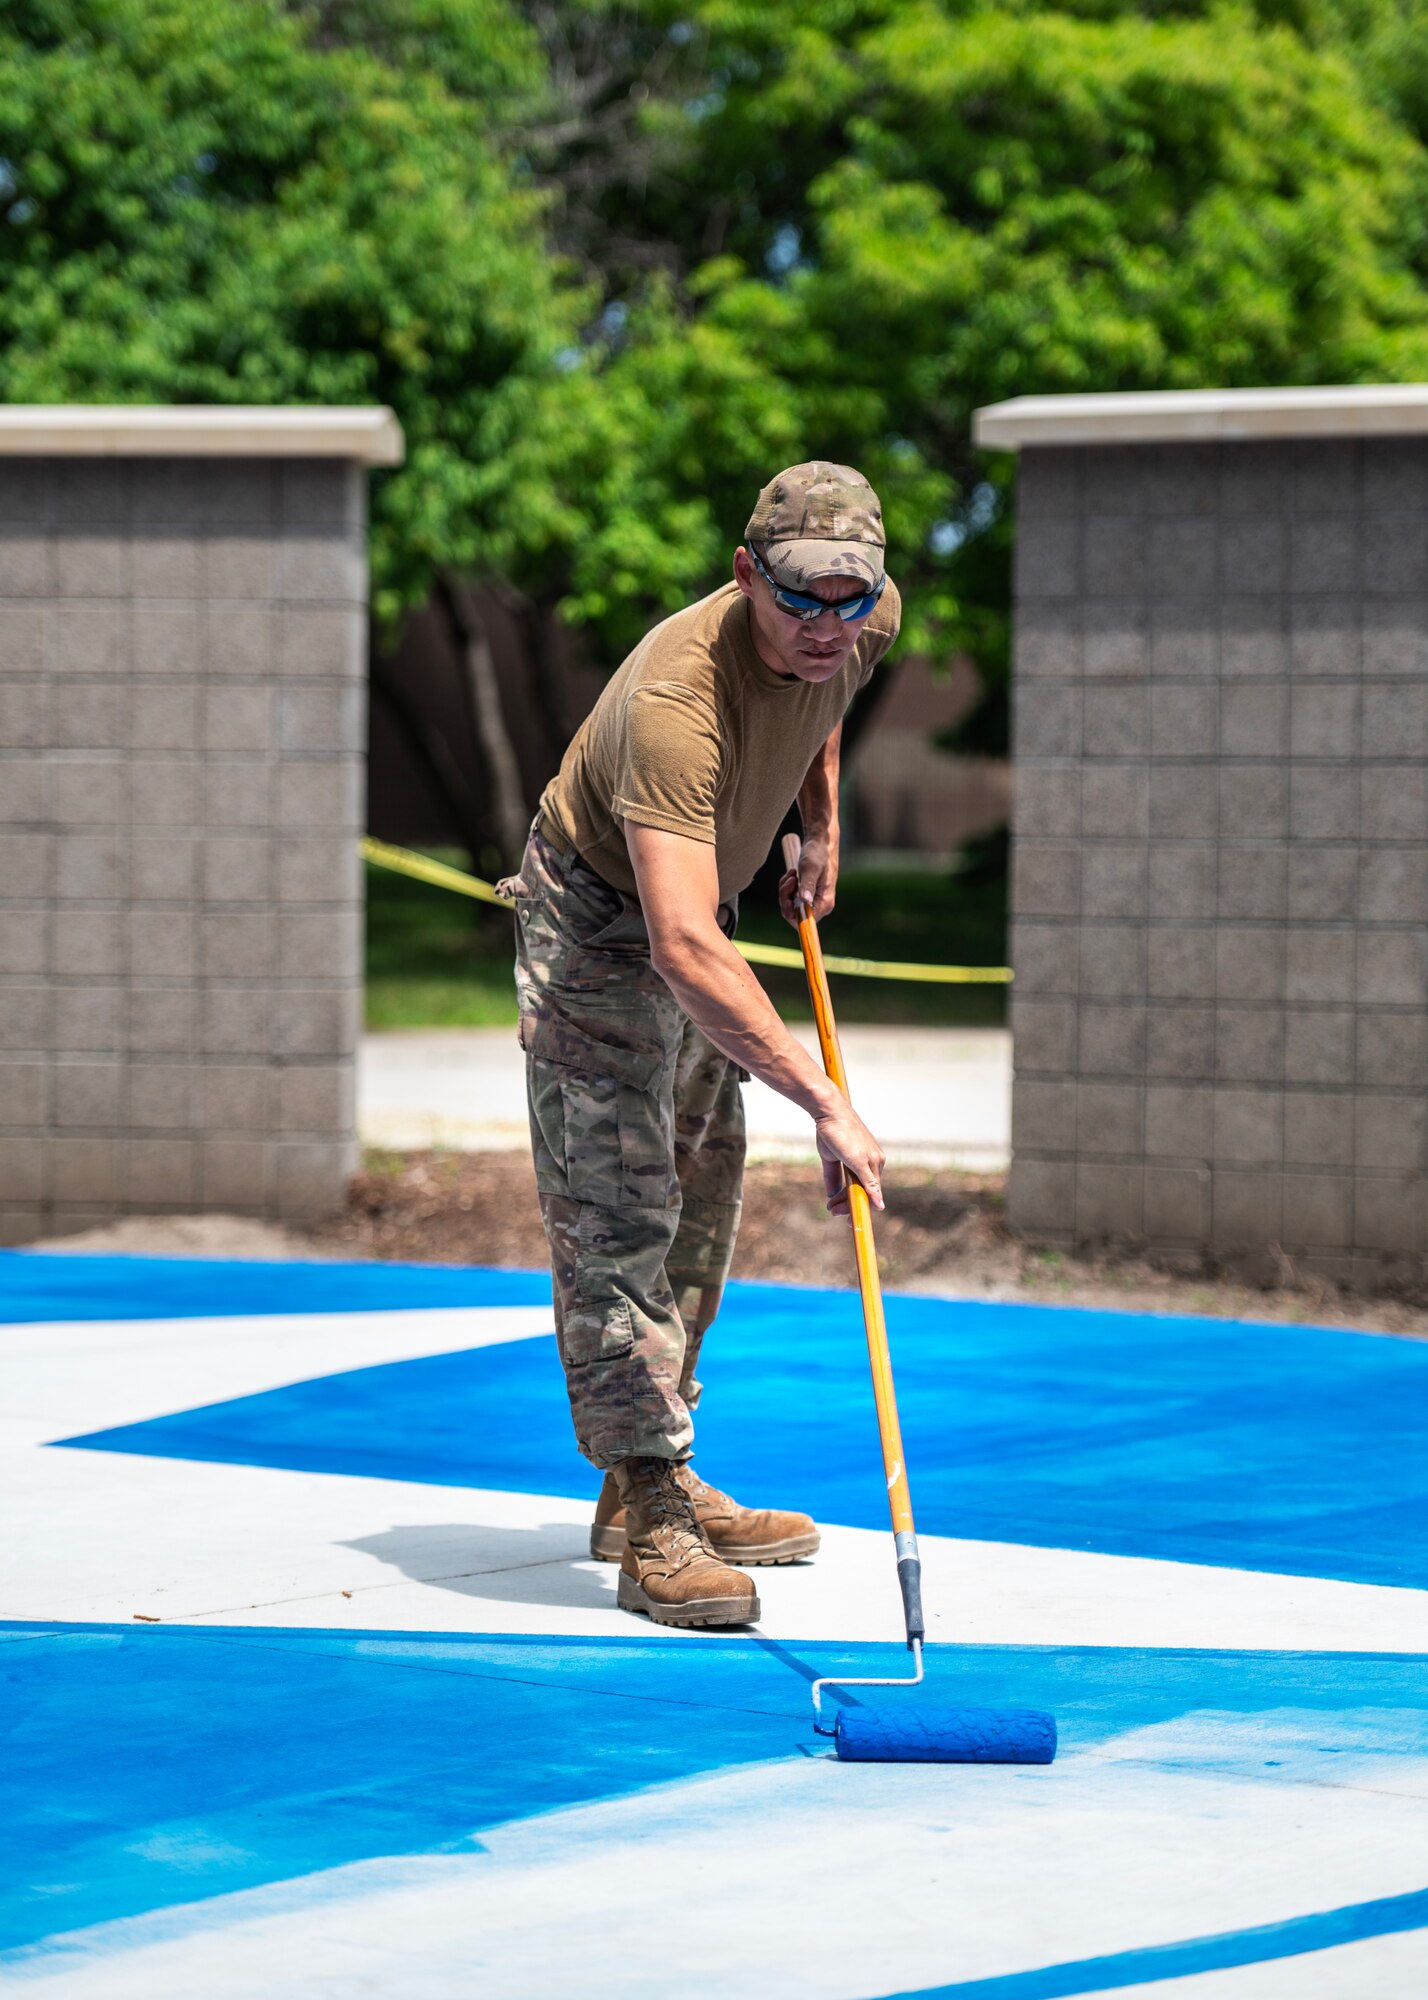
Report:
359,1025,1011,1169
14,1449,1428,1654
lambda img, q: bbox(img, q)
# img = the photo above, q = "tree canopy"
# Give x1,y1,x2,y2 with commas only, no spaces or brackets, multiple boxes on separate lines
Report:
6,0,1428,745
0,0,576,622
535,0,1428,730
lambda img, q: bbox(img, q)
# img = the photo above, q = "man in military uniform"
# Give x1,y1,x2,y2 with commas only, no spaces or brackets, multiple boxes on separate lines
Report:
510,463,897,1628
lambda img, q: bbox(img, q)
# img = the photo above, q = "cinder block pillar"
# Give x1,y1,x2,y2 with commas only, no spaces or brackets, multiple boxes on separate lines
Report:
976,387,1428,1287
0,406,403,1241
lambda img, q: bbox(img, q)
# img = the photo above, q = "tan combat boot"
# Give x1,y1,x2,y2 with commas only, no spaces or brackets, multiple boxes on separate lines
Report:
594,1463,819,1567
613,1457,761,1629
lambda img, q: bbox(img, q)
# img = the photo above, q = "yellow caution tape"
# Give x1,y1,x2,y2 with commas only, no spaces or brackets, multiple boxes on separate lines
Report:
361,836,1012,986
362,836,510,908
734,938,1010,983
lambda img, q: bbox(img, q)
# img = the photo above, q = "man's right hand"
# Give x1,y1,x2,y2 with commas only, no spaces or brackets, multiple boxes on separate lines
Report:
815,1102,886,1216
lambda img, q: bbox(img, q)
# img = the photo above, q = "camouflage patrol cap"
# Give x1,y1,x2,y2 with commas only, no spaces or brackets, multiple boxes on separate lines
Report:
745,461,886,592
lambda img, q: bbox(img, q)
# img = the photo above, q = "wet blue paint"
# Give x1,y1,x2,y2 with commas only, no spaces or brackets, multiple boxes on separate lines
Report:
833,1704,1057,1764
59,1283,1428,1588
3,1623,1424,1956
881,1884,1428,1997
0,1250,551,1324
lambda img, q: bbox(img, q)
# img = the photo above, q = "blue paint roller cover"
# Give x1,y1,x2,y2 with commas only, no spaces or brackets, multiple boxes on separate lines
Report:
833,1705,1057,1764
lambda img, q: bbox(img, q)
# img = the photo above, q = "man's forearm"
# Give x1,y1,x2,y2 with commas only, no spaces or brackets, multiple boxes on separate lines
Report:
627,816,885,1204
652,922,841,1119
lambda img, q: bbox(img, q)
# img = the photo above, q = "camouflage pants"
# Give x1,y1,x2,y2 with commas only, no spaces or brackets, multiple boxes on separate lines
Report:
513,823,745,1469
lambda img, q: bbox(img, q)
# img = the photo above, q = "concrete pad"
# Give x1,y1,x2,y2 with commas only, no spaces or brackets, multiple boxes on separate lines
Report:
5,1260,1427,1994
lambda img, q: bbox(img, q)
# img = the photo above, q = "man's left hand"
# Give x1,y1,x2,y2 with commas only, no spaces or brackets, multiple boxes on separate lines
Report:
779,830,837,924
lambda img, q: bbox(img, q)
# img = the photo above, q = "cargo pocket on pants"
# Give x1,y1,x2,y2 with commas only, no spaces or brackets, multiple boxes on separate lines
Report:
522,1007,674,1210
561,1280,636,1366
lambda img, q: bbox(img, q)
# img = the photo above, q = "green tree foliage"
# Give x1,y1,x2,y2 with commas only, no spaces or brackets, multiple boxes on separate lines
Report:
0,0,581,621
533,0,1428,740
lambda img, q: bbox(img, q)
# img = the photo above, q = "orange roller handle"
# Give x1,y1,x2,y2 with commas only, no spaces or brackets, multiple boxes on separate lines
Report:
782,833,914,1541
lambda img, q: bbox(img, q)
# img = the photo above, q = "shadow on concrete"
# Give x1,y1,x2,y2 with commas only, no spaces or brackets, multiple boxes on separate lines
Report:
339,1521,618,1614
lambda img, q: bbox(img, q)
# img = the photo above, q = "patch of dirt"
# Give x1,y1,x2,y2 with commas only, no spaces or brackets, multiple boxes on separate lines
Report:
29,1213,335,1260
312,1150,1428,1341
35,1152,1428,1340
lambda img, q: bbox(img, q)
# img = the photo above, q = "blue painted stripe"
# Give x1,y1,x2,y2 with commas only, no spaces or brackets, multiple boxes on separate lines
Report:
58,1284,1428,1588
880,1885,1428,1997
0,1250,552,1323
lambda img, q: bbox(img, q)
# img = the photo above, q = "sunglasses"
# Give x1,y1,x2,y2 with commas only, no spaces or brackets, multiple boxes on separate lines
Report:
749,544,886,624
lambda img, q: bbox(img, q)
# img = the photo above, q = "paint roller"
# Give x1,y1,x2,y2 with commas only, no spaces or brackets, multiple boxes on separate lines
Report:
781,833,1057,1767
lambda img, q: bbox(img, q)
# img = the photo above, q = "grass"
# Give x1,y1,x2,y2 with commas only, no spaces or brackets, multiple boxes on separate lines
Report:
364,859,520,1028
364,849,1008,1031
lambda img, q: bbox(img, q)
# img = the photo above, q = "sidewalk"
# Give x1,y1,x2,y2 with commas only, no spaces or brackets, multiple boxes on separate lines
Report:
359,1025,1011,1170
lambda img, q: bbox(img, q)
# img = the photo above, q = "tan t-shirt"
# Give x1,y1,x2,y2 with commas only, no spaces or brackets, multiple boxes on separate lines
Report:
540,578,901,901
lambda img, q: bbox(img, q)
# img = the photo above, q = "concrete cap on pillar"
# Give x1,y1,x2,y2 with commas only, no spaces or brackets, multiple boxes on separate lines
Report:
0,405,404,465
974,384,1428,451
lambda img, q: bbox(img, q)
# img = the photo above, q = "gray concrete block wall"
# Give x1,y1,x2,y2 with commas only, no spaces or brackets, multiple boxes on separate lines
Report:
0,456,367,1241
1009,436,1428,1285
